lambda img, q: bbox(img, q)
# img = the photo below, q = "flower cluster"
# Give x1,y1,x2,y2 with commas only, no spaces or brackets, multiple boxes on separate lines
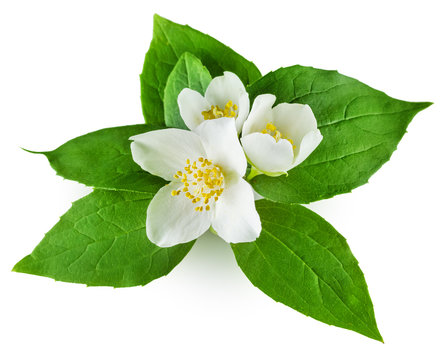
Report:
130,72,323,247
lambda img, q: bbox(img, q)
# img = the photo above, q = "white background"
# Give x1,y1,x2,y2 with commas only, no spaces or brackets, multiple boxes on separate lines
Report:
1,0,443,359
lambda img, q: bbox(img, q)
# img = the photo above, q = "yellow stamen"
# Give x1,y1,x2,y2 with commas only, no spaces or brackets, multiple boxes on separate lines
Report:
261,122,296,149
171,157,225,213
266,122,276,132
201,100,238,120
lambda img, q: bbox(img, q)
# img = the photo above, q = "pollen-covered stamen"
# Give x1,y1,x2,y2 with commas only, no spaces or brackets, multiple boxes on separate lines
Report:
201,100,238,120
261,122,296,149
171,157,224,212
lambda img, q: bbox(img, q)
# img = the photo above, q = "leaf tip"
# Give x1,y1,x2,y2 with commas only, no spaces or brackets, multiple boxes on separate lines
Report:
424,101,433,107
374,332,384,343
11,255,30,274
365,322,384,343
416,101,433,111
20,147,47,155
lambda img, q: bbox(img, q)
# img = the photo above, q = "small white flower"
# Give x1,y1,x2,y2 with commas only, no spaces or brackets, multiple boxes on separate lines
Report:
241,94,323,176
129,117,261,247
177,71,249,133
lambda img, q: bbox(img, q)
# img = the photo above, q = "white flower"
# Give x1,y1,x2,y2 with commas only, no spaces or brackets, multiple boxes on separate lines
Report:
129,117,261,247
241,94,323,176
177,71,249,133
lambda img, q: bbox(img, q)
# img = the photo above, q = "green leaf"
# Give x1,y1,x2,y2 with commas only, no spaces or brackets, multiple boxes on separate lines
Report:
31,124,167,193
232,200,383,341
164,52,212,129
13,190,193,287
248,66,432,204
141,14,262,125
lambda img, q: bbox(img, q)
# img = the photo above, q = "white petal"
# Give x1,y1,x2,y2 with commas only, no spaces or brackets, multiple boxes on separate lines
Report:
130,128,206,181
194,117,247,177
293,129,323,167
212,177,261,244
205,71,247,108
177,88,210,130
242,94,276,136
272,103,318,145
253,190,264,201
146,182,212,247
234,92,250,134
241,132,294,173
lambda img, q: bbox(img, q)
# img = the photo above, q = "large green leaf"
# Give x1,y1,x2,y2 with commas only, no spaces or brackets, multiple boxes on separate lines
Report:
141,14,262,125
247,66,431,204
232,200,382,341
32,125,167,193
13,190,193,287
164,52,212,129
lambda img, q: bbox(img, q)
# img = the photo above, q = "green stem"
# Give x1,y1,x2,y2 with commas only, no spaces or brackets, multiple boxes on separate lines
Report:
246,166,263,181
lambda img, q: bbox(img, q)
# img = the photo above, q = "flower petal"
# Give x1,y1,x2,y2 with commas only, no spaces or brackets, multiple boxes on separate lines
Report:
253,190,264,201
177,88,210,130
293,129,323,166
130,128,206,181
194,117,247,177
241,132,294,173
234,92,250,133
146,182,213,247
205,71,247,108
212,177,261,244
242,94,276,136
272,103,318,145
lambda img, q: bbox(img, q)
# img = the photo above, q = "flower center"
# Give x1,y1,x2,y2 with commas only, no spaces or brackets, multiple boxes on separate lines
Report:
201,100,238,120
171,157,224,212
261,122,296,149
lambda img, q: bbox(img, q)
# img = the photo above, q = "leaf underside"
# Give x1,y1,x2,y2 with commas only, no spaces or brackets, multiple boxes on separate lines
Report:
232,200,383,341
